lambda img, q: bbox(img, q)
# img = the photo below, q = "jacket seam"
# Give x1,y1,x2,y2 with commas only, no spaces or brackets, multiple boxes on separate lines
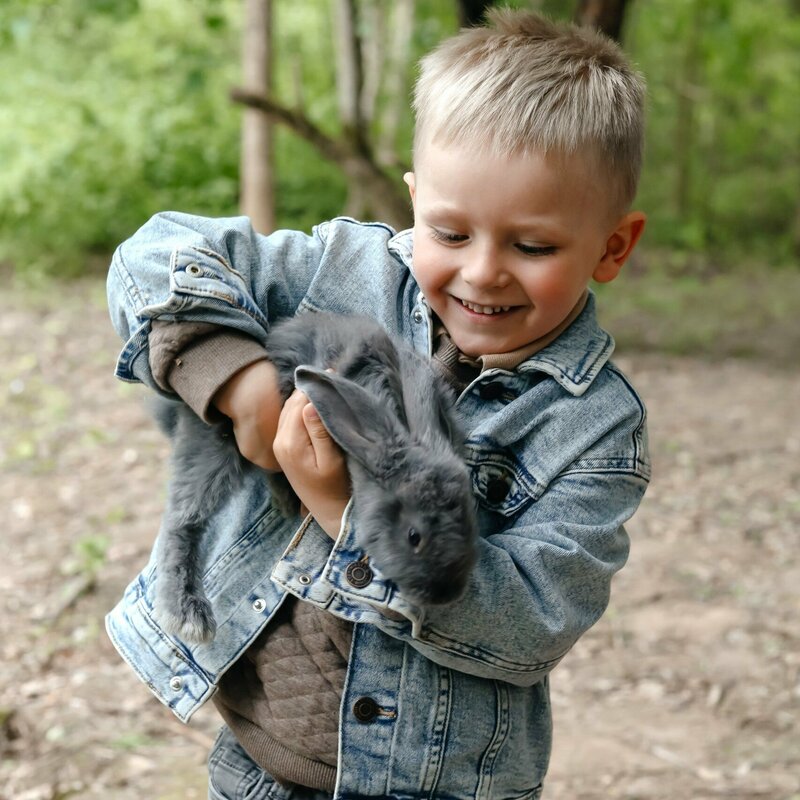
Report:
560,462,650,480
112,246,147,316
417,629,568,675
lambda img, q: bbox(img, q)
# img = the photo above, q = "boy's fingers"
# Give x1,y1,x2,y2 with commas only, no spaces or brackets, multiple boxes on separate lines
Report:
277,390,307,430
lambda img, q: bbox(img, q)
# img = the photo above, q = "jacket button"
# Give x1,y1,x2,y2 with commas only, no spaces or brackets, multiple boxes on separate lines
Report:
486,478,511,504
479,381,505,401
353,696,379,723
412,310,424,324
169,676,183,692
346,561,373,588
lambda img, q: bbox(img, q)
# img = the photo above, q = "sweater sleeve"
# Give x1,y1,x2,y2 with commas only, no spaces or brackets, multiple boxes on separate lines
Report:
149,320,268,422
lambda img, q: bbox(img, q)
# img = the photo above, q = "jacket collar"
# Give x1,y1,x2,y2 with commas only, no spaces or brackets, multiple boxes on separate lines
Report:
515,292,614,396
388,229,614,397
388,228,414,270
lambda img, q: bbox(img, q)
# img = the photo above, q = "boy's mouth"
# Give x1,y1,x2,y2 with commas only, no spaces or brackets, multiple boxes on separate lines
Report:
457,297,515,316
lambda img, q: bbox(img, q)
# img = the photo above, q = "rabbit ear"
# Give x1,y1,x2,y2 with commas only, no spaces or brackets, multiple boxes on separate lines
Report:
294,366,399,468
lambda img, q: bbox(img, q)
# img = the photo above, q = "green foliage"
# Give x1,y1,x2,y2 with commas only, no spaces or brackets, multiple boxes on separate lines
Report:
0,0,798,276
626,0,800,263
0,0,244,274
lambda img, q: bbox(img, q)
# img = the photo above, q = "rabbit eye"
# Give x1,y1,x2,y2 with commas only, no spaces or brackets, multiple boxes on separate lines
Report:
408,527,422,550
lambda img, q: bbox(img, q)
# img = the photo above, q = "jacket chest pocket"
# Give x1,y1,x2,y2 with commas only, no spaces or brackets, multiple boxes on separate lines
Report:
468,450,540,517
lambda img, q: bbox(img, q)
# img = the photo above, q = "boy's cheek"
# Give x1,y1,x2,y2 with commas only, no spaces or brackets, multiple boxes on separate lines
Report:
409,250,443,295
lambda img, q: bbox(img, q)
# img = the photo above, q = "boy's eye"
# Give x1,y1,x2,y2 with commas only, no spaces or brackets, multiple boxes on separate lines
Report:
517,243,557,257
430,228,468,245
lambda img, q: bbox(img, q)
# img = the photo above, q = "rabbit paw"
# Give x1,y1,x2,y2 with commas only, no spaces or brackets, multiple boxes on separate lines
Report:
159,594,217,643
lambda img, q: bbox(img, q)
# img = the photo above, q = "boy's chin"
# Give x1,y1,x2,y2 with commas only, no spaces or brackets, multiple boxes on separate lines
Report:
447,327,514,358
444,310,533,356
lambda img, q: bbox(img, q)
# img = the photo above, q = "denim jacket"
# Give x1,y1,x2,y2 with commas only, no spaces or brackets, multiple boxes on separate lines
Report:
106,213,650,800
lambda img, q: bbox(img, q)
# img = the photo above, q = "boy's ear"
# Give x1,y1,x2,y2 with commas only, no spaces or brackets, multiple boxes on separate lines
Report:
403,172,416,207
593,211,647,283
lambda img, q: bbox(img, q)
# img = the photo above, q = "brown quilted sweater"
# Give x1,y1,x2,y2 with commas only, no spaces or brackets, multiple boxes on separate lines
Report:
213,596,352,791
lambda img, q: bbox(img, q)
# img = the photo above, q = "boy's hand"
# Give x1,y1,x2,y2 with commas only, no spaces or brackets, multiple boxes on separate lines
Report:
212,360,284,471
272,388,351,540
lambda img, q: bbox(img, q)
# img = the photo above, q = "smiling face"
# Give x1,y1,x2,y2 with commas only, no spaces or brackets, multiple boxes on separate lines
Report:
406,142,644,357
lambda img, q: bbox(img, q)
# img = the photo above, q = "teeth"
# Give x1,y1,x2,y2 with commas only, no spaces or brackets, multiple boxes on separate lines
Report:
460,299,511,315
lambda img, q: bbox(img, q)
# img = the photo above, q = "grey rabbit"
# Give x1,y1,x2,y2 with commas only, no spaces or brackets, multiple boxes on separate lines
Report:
151,312,479,643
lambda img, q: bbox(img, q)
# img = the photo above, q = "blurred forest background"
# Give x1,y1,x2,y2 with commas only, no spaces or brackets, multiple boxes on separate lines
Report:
2,0,799,359
2,0,799,262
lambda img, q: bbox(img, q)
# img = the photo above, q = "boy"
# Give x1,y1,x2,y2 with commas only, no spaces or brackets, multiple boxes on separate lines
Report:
106,9,650,799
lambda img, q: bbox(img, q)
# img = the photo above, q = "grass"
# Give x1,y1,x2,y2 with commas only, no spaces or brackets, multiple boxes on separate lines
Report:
594,256,800,365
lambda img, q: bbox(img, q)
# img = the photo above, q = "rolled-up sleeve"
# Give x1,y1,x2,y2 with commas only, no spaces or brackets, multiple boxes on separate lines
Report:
106,211,326,390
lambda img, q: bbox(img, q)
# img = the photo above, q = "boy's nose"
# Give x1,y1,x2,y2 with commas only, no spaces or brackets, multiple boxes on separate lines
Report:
460,243,506,289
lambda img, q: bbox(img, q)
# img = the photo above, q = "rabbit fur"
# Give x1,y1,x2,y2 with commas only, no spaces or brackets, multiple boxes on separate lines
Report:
151,311,478,643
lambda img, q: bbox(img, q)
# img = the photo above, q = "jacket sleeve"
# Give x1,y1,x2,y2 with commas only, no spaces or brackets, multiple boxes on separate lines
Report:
106,211,327,392
271,424,648,687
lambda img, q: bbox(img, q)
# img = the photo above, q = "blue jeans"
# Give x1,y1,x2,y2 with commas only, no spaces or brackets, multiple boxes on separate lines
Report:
207,727,334,800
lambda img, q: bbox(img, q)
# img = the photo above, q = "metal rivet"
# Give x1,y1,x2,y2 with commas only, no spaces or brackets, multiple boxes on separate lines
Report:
346,561,373,589
186,264,202,276
169,676,183,692
252,598,267,612
298,573,311,586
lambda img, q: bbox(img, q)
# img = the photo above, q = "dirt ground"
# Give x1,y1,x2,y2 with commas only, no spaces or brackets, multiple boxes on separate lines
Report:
1,279,798,800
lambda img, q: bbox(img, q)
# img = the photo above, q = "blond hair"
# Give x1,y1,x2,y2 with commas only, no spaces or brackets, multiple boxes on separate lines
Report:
412,8,646,211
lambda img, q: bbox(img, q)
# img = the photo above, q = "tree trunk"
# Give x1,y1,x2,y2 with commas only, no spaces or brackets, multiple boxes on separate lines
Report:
574,0,630,43
377,0,415,168
359,0,385,125
240,0,275,233
231,0,416,231
333,0,369,218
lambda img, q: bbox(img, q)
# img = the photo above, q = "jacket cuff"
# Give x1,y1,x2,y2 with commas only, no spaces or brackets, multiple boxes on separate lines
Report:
167,331,269,422
270,504,425,634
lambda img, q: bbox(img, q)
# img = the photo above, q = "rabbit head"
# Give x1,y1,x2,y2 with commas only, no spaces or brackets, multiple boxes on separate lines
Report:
295,366,478,606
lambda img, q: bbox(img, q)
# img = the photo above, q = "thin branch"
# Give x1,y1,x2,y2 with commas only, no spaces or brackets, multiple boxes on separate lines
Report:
333,0,367,149
230,88,412,229
231,87,350,162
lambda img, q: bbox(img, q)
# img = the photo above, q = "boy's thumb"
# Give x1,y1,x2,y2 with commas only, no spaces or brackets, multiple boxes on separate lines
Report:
303,403,330,440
